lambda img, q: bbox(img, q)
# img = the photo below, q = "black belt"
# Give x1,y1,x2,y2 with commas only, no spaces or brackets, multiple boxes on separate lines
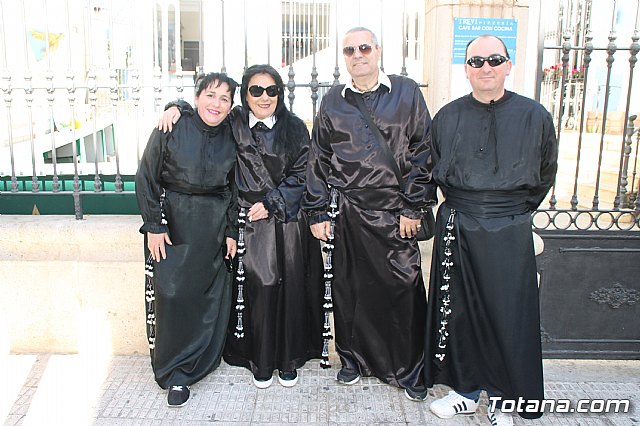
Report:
163,183,230,195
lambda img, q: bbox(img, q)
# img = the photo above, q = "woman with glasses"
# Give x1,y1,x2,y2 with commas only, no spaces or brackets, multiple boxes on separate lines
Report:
136,73,238,407
160,64,324,389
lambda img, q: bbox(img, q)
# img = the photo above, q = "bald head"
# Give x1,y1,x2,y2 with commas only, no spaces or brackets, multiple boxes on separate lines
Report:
464,34,512,103
465,35,509,61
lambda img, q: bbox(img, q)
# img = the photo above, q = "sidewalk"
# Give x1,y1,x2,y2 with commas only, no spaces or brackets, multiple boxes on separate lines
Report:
2,353,638,425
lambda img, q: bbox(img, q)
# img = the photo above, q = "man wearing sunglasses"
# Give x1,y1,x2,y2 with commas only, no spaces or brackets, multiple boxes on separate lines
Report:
303,27,436,402
424,35,558,425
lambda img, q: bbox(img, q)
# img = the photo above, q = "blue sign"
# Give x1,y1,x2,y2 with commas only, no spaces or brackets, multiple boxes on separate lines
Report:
453,18,518,65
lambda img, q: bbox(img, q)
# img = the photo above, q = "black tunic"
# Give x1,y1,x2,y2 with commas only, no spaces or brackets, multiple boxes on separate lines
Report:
223,108,324,378
303,75,436,391
135,112,237,389
424,91,558,418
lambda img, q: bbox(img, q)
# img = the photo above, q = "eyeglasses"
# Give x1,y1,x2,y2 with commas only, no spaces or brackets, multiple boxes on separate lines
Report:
342,43,374,57
248,85,279,97
466,55,509,68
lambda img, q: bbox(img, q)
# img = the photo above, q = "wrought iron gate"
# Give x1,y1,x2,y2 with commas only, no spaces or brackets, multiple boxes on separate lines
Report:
0,0,425,218
534,0,640,359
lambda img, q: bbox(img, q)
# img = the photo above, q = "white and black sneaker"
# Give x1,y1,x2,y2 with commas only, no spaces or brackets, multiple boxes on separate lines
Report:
487,408,514,425
167,385,190,407
278,370,299,387
487,402,514,426
429,390,479,419
404,387,428,402
336,367,360,385
253,375,274,389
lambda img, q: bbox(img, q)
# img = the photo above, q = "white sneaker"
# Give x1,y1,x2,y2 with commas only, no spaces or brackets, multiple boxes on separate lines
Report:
253,375,273,389
487,407,514,426
278,370,298,387
429,390,479,419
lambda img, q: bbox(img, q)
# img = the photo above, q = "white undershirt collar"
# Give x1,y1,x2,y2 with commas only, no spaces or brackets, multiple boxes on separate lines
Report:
248,112,277,129
341,70,392,97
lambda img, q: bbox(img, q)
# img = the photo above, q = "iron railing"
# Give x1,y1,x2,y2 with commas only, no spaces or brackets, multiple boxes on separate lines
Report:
0,0,425,219
2,0,639,228
534,0,640,231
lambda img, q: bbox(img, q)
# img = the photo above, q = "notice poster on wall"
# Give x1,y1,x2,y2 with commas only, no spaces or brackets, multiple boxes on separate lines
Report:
452,18,518,65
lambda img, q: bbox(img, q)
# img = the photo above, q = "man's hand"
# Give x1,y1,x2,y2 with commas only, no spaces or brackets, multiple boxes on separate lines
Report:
157,106,181,132
310,221,332,241
147,232,173,262
399,215,421,239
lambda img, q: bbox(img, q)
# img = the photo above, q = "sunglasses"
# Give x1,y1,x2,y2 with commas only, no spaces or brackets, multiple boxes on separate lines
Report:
342,43,374,57
248,85,279,97
466,55,509,68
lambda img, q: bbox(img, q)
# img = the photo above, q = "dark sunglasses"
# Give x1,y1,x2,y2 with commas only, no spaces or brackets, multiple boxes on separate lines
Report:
466,55,509,68
342,43,374,57
248,85,279,97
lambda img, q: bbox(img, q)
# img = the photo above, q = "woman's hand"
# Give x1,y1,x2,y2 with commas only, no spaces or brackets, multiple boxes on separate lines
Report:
157,106,182,133
225,237,237,259
147,232,173,262
247,202,269,222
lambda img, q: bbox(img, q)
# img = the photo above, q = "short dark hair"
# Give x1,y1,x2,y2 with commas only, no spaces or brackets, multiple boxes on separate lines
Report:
195,72,238,103
465,34,510,60
240,64,286,118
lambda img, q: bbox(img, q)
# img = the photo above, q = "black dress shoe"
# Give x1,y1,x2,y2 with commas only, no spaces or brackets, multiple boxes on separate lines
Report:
167,385,190,407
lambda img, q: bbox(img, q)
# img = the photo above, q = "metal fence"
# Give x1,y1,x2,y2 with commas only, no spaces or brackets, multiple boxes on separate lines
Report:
3,0,639,229
533,0,640,232
533,1,640,360
0,0,425,219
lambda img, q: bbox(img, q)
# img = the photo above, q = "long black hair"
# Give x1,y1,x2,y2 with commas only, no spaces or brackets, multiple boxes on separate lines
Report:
240,64,307,168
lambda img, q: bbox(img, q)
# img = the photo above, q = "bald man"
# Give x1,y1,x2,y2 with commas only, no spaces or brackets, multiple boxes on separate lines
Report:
424,35,557,426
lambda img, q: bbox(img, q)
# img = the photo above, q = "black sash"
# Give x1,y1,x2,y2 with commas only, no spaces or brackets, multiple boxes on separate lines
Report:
444,188,530,218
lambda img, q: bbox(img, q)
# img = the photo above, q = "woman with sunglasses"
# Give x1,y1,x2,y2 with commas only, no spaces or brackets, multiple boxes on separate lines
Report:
159,64,324,389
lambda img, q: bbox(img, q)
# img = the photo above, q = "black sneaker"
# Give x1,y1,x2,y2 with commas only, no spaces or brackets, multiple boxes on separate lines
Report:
167,385,190,407
278,370,298,387
336,367,360,385
404,387,428,402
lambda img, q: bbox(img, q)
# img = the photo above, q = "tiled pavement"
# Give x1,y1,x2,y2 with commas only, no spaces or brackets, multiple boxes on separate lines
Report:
2,353,639,425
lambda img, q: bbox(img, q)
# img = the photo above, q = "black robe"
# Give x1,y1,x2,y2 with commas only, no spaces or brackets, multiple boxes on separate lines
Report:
424,91,558,419
135,113,238,389
223,108,324,378
303,75,436,392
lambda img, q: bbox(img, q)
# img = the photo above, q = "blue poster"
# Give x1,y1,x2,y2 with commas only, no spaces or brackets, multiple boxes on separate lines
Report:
452,18,518,65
